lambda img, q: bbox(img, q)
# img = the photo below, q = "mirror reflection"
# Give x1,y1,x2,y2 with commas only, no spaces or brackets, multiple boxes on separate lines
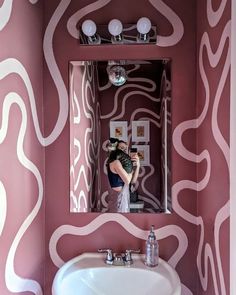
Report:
69,59,171,213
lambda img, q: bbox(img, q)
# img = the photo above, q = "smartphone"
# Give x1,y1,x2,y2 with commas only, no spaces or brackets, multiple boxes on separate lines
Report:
130,147,137,153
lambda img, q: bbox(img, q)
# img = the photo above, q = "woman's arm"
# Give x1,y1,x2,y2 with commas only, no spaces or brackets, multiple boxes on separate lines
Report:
110,160,133,185
130,154,140,184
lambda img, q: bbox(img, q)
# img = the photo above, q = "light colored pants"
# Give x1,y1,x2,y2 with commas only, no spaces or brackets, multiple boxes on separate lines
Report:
108,184,130,213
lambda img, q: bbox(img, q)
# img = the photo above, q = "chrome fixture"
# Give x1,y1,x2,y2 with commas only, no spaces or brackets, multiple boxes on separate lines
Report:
80,17,156,45
98,249,114,265
98,249,140,265
107,65,127,86
136,17,152,43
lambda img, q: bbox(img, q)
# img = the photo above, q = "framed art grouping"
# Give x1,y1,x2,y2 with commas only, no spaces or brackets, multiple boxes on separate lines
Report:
110,121,128,142
132,120,150,142
131,145,150,166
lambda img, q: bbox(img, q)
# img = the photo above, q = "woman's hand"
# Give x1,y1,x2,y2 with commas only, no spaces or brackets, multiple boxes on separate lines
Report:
131,153,140,168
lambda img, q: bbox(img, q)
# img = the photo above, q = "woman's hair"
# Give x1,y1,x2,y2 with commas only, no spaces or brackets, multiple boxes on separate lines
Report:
117,140,127,145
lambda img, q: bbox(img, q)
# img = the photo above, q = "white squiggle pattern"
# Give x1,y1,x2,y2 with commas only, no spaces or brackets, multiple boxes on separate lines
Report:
130,110,161,128
210,22,231,167
0,0,13,31
49,214,188,269
140,165,161,208
110,91,160,121
96,63,166,211
0,58,46,146
148,0,184,47
43,0,69,145
67,0,111,39
1,93,43,295
207,0,227,27
0,0,40,31
70,63,100,211
100,82,156,119
73,92,81,124
74,165,91,192
200,20,230,295
0,181,7,236
173,12,230,295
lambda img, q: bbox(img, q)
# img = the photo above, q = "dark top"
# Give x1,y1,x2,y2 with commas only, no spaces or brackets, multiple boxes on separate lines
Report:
107,149,133,188
107,166,124,188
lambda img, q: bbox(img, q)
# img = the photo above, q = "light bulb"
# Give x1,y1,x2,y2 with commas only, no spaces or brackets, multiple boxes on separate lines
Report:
81,20,97,37
137,17,151,35
108,19,123,36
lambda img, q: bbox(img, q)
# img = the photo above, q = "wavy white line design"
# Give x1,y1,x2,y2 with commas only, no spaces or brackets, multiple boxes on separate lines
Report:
207,0,227,27
67,0,112,39
0,0,13,31
0,1,230,294
173,7,230,294
0,181,7,236
72,92,81,124
198,20,230,295
0,93,43,294
0,56,67,147
148,0,184,47
0,0,39,31
49,213,188,268
43,0,69,145
100,82,157,120
0,58,46,146
70,62,100,211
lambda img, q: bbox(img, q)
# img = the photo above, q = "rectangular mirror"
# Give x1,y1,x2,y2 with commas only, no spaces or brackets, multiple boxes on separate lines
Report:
69,59,171,213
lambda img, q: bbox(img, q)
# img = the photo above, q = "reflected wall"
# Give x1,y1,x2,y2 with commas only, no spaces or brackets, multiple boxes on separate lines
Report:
69,60,171,213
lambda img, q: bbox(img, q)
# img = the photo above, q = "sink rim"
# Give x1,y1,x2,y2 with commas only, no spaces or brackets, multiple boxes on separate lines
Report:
52,252,181,295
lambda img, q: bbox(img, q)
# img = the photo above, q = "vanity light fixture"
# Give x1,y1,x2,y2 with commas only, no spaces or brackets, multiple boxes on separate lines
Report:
136,17,152,43
108,19,123,44
80,17,156,45
81,19,101,44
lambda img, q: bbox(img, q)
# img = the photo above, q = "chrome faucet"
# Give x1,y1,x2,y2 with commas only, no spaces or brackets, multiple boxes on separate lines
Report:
98,249,114,265
98,249,140,265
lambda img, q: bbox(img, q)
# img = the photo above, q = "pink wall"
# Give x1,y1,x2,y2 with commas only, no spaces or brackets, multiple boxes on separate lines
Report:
0,1,44,295
44,0,198,294
0,0,231,295
70,62,100,212
97,61,163,212
196,0,231,294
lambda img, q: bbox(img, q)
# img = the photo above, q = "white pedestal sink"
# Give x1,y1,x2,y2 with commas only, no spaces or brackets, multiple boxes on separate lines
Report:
52,253,181,295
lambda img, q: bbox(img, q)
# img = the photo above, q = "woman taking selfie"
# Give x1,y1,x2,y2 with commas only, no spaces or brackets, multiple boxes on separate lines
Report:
106,138,140,212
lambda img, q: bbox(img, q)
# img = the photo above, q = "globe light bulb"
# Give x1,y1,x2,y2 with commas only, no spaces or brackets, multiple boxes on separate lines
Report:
81,20,97,37
137,17,151,35
108,19,123,36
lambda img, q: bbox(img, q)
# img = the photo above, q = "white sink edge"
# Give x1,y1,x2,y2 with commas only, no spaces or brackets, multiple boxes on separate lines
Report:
52,252,181,295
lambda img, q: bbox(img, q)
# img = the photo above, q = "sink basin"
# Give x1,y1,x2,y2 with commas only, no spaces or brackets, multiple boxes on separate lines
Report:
52,253,181,295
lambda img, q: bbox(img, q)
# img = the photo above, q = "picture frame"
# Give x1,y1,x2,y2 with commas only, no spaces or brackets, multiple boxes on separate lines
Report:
110,121,128,142
132,120,150,142
131,145,150,166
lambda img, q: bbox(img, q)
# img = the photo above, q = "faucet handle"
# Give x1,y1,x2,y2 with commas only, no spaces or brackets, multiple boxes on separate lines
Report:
125,249,140,263
98,249,114,264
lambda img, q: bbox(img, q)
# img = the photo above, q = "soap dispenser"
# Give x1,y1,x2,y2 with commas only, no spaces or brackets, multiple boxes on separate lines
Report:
145,225,159,267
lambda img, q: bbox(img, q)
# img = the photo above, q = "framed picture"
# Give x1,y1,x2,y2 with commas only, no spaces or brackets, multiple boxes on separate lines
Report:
131,145,150,166
110,121,128,142
132,120,150,142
